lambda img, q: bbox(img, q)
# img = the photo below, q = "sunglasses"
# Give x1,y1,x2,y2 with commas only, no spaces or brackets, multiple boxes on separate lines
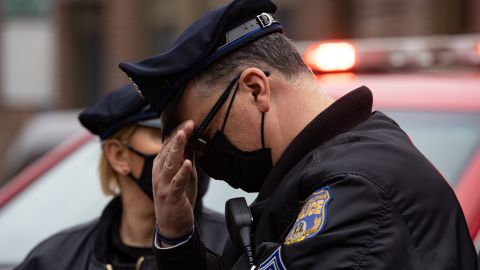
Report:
188,76,240,154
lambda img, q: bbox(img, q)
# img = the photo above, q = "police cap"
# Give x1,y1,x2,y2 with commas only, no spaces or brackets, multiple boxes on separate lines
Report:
79,84,161,140
118,0,283,115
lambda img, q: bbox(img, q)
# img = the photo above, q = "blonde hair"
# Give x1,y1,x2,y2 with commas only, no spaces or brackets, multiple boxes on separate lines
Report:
99,125,138,196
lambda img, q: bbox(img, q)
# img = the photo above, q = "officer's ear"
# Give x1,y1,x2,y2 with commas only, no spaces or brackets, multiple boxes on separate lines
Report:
239,67,270,113
102,140,132,176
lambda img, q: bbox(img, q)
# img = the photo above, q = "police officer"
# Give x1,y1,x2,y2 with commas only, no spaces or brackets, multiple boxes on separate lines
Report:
15,85,227,269
119,0,477,269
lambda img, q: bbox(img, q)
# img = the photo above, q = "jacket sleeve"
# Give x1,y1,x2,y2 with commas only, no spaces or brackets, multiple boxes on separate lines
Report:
256,174,424,270
153,226,225,270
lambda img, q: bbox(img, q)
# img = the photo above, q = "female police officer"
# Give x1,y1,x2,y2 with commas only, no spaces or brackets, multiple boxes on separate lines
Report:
119,0,477,269
15,85,227,270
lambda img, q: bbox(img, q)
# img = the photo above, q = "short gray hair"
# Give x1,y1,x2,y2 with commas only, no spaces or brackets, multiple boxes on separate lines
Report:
193,32,310,93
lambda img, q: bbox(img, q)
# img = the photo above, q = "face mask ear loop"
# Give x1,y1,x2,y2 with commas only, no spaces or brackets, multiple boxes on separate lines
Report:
260,70,269,148
221,82,240,132
125,145,146,181
124,143,149,159
260,112,266,149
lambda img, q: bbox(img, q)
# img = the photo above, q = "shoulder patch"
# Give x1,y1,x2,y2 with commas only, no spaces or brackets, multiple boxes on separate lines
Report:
259,247,286,270
284,186,333,245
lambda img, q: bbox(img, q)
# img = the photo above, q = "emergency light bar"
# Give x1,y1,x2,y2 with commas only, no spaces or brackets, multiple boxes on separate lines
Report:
296,34,480,73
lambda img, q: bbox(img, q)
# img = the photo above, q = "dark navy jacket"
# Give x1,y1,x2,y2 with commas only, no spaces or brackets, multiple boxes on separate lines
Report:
154,87,477,270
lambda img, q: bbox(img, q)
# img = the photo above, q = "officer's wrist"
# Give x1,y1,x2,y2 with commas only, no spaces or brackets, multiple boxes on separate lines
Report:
154,224,194,248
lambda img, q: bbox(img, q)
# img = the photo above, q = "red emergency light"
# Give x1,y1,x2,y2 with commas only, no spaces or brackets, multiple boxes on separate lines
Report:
303,42,357,72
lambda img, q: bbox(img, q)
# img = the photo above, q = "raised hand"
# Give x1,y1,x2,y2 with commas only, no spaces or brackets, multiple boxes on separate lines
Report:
152,120,197,242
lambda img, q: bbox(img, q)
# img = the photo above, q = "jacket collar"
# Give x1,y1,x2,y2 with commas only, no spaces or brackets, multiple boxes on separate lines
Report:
256,86,373,201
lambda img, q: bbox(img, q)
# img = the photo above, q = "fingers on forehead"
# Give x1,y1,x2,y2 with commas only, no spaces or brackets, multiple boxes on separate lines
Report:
161,132,187,179
180,120,195,135
157,121,195,183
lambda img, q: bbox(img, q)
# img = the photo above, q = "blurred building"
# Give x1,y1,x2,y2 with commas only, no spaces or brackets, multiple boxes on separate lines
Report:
52,0,480,107
1,0,479,184
0,0,56,184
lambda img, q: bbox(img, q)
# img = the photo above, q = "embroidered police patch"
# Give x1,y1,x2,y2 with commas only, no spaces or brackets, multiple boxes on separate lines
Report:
259,247,286,270
284,186,333,245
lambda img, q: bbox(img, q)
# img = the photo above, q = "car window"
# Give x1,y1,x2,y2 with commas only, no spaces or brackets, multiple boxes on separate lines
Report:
384,111,480,185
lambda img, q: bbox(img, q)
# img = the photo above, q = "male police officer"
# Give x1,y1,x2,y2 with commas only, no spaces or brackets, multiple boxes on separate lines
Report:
119,0,477,269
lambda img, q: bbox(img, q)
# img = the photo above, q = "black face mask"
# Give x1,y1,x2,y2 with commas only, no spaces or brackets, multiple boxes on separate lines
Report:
190,74,273,192
198,130,272,192
126,146,157,199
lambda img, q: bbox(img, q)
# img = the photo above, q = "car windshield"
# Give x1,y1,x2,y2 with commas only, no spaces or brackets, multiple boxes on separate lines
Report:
0,110,478,265
383,111,480,185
